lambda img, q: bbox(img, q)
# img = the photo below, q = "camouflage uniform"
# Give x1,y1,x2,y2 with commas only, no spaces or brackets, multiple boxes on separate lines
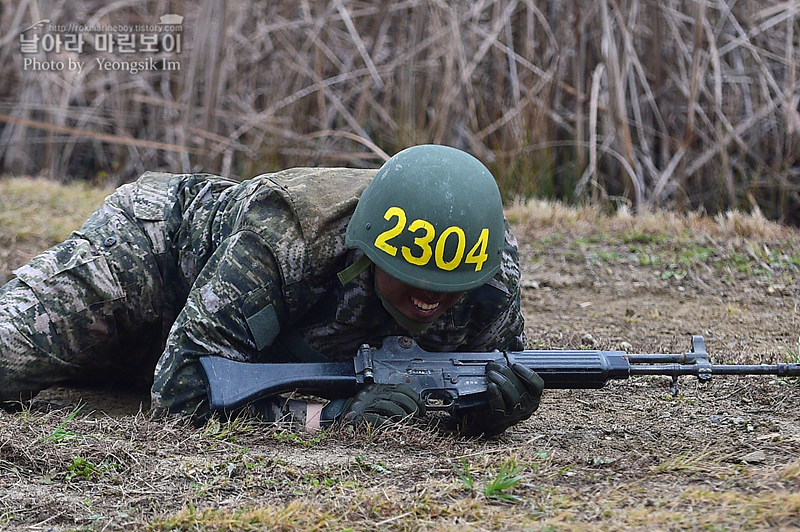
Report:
0,168,524,417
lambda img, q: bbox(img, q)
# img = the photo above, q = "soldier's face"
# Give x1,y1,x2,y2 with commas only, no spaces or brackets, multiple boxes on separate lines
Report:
374,267,465,324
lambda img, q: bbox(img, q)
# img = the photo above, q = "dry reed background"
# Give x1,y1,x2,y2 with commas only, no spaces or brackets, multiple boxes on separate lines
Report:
1,0,799,221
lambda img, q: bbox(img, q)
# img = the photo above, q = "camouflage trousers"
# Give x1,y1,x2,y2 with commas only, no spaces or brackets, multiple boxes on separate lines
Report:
0,176,194,403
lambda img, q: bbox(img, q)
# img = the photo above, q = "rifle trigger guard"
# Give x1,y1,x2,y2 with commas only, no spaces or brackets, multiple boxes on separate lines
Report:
421,390,455,410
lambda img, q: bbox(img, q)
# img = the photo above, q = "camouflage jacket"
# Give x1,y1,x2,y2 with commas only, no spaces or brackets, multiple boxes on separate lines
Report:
146,168,525,417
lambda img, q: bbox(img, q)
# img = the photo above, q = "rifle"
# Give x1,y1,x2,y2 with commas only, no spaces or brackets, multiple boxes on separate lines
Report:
199,335,800,414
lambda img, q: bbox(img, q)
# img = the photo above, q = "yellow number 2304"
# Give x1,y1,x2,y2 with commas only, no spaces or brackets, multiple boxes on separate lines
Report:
373,206,489,272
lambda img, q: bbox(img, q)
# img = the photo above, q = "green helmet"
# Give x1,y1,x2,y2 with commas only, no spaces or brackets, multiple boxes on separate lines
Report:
346,145,505,292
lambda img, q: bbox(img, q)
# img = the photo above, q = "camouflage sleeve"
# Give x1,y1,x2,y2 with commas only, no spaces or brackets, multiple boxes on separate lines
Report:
462,223,526,352
468,290,525,351
150,230,287,418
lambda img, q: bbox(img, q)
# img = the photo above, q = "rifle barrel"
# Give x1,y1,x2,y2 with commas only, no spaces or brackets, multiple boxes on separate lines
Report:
628,363,800,377
708,363,800,376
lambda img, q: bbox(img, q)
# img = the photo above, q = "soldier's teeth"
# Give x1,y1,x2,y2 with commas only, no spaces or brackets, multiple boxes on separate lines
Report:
411,297,439,311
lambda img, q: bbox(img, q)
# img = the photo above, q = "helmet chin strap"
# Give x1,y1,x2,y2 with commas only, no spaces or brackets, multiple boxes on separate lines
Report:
373,278,433,334
337,253,372,286
337,252,433,333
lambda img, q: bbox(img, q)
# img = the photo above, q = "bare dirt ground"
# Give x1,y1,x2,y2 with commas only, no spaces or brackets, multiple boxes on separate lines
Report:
1,181,799,531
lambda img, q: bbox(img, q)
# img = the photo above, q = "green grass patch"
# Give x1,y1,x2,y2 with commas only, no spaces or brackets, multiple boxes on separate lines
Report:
43,405,85,443
65,456,118,482
483,457,525,503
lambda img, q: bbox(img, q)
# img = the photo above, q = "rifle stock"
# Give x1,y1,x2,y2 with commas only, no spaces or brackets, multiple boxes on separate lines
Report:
199,359,359,412
199,335,800,414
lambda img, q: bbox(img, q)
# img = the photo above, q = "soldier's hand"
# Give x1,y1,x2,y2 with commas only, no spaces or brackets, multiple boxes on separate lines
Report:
329,383,426,429
458,362,544,437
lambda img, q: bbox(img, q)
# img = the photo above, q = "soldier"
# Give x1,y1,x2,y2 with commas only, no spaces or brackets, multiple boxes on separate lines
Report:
0,145,542,437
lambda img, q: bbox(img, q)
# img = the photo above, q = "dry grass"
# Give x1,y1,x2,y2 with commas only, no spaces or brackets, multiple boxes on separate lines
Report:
0,1,798,221
0,177,110,278
505,196,794,241
0,177,110,243
2,383,798,531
